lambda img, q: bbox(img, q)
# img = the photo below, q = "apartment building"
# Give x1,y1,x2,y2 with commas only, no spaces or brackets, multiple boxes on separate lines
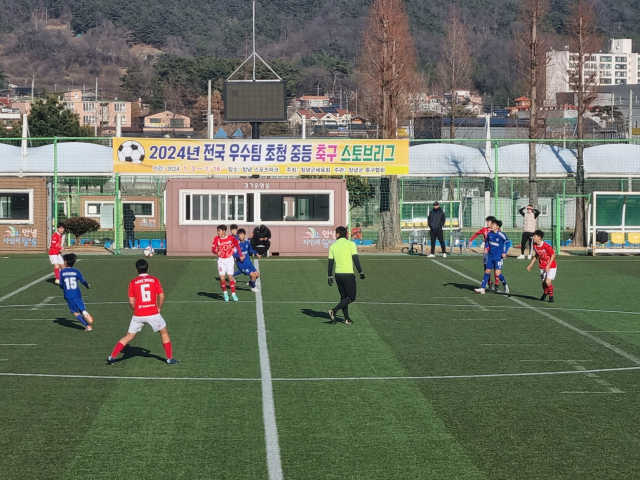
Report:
63,90,132,133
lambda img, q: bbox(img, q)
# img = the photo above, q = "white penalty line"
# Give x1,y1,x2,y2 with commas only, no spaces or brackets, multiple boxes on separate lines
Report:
432,260,640,366
1,366,639,382
0,272,54,303
254,259,283,480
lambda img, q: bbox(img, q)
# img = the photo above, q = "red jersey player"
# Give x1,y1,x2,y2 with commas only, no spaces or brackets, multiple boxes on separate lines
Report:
49,224,66,284
107,258,178,364
212,224,243,302
468,216,496,290
527,230,557,303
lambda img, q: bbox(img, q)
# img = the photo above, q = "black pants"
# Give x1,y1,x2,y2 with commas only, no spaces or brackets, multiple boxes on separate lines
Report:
251,239,271,256
521,232,534,255
430,229,446,254
333,273,357,319
125,227,135,248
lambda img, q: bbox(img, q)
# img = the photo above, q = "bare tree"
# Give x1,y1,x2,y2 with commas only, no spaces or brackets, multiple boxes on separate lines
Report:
566,0,602,247
359,0,417,250
437,6,472,140
514,0,551,210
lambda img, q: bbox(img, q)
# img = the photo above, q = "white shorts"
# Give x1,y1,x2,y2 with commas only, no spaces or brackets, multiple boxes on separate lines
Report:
540,268,557,281
49,254,63,265
128,313,167,334
217,256,235,276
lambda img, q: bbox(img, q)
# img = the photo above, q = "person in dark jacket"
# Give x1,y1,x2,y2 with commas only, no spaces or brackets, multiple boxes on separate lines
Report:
427,201,447,258
251,224,272,256
123,204,136,249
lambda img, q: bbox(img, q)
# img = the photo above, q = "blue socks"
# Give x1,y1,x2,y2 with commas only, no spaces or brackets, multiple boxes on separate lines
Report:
76,314,89,327
249,280,256,288
481,273,490,289
498,274,507,286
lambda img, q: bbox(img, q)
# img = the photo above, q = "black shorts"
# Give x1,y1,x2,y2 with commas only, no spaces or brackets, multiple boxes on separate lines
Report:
335,273,357,302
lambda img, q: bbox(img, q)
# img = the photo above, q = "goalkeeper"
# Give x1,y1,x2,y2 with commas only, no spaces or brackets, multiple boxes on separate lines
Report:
327,226,364,325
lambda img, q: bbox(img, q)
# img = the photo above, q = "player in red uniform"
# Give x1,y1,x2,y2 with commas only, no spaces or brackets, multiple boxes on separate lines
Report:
49,224,66,284
469,216,496,290
212,224,243,302
107,259,178,364
526,230,557,303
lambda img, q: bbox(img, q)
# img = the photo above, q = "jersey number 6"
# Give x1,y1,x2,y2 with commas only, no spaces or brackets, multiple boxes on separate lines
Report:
141,284,152,302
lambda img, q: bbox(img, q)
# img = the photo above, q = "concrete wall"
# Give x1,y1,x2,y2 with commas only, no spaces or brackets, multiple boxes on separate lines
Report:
0,177,48,253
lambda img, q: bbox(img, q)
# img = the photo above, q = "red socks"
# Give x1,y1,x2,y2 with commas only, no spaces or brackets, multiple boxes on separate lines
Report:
542,283,554,295
220,280,227,292
110,342,126,358
54,267,60,280
548,284,554,295
230,279,236,293
163,341,173,360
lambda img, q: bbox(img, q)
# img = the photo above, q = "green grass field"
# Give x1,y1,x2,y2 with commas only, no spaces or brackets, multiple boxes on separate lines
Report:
2,252,640,479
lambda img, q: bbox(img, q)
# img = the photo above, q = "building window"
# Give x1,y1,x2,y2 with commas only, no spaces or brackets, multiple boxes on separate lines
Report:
85,201,154,218
0,190,33,223
82,115,95,125
601,56,612,62
600,63,612,70
181,191,246,224
616,64,627,70
616,79,628,85
615,71,627,77
170,118,184,127
150,118,162,124
117,115,127,126
114,103,126,113
83,102,95,112
260,194,330,222
615,56,627,62
601,71,612,77
601,78,612,84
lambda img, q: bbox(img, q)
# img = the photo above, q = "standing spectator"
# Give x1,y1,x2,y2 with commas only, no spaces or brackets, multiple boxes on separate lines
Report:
123,204,136,249
427,201,447,258
251,224,272,256
327,226,364,324
517,204,540,260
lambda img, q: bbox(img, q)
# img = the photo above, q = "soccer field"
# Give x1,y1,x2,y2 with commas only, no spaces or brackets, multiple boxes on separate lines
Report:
2,253,640,479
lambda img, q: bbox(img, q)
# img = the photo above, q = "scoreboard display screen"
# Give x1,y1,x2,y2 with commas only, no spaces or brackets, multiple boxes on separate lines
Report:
223,81,287,122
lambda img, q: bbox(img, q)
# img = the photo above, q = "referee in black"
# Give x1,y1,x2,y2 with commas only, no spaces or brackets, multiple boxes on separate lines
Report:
328,226,364,324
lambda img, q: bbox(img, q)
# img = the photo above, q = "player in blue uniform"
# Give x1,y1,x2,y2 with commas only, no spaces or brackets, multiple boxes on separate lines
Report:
59,253,94,331
475,219,510,295
233,228,261,293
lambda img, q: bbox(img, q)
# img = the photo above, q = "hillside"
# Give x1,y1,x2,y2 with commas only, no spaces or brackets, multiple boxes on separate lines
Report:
0,0,638,106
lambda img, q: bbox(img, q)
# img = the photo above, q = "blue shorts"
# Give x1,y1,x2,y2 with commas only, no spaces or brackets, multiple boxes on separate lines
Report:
66,297,86,314
486,257,504,271
238,264,257,275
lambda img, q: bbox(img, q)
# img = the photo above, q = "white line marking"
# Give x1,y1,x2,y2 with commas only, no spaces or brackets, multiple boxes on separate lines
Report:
31,296,55,311
560,391,624,394
1,366,639,382
0,344,37,346
0,272,54,303
567,360,624,394
433,260,640,366
481,344,548,346
254,259,283,480
520,359,593,362
0,359,7,361
465,297,488,312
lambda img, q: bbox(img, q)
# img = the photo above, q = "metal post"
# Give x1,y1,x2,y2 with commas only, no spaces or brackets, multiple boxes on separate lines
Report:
114,173,121,255
630,89,633,139
53,138,58,228
555,194,561,253
251,122,260,139
494,140,499,217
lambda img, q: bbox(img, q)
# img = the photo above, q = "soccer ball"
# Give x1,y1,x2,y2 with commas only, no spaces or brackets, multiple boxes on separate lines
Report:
117,140,145,164
144,246,155,257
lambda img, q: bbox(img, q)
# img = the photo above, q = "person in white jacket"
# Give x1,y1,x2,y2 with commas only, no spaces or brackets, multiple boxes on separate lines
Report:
517,205,540,259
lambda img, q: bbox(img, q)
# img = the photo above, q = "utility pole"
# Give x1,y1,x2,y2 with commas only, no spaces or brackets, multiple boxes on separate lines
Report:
207,80,212,138
95,77,98,136
629,89,633,139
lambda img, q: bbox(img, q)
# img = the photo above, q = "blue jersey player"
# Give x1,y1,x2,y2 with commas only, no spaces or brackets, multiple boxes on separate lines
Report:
475,220,510,295
233,228,261,293
60,253,94,331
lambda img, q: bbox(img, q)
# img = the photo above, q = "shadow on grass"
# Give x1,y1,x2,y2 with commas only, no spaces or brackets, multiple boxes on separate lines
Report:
443,282,479,292
443,282,541,301
300,308,336,324
46,278,59,285
197,291,224,300
53,317,86,330
118,345,166,364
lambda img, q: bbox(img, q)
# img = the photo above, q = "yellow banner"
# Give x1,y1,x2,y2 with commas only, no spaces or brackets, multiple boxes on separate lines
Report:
113,138,409,176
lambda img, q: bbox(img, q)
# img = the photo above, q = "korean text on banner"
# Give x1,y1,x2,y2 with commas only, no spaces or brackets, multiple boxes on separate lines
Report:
113,139,409,176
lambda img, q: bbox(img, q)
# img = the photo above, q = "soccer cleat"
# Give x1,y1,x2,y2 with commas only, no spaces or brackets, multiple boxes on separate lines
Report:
527,255,532,260
504,284,510,295
493,283,499,293
166,358,179,364
231,293,238,302
328,309,336,323
474,287,486,294
223,291,229,302
84,313,94,324
107,355,116,365
540,293,548,301
344,319,353,325
442,253,447,258
85,325,92,332
517,255,525,260
548,296,555,303
54,279,60,285
251,287,260,293
427,254,435,258
246,282,251,286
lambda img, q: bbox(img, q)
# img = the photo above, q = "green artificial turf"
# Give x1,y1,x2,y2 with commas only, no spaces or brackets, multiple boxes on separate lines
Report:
2,254,640,479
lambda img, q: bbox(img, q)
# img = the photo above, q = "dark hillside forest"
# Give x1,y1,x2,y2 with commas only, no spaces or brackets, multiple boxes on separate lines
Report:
0,0,636,107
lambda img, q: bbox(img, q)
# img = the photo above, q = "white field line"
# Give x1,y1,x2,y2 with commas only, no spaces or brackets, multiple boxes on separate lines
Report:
31,296,55,311
0,272,54,303
0,344,37,346
567,360,624,394
1,366,639,382
253,260,283,480
432,260,640,366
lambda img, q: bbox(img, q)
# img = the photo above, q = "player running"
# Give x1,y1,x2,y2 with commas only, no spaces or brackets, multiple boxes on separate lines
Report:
212,224,243,302
49,224,66,284
527,230,557,303
59,253,94,331
469,215,496,291
107,258,178,365
475,219,510,295
233,228,261,293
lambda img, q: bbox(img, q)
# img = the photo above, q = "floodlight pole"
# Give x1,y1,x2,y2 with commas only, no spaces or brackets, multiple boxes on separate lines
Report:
253,1,256,81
